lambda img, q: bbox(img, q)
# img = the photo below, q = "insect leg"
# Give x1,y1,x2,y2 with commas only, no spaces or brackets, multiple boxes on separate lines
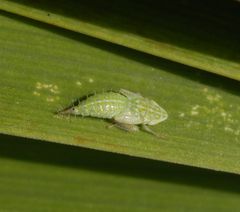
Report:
141,125,165,139
110,121,139,132
119,89,142,99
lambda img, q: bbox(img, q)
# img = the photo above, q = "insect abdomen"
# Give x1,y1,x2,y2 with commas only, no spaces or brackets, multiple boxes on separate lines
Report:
76,92,128,118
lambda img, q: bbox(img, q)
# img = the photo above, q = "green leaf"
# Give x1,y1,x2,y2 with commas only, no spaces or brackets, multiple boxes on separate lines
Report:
1,134,240,211
0,0,240,80
1,12,240,174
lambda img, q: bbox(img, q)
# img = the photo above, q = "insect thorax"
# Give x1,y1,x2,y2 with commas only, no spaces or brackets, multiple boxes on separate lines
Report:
129,98,167,125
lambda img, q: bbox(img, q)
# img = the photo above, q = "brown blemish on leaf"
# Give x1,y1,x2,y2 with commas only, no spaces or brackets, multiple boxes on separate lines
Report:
74,136,89,145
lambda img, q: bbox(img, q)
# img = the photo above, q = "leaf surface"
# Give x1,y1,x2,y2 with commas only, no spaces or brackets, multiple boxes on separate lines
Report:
1,12,240,174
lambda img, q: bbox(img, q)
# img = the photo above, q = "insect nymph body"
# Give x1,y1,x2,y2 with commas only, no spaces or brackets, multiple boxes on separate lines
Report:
59,89,168,137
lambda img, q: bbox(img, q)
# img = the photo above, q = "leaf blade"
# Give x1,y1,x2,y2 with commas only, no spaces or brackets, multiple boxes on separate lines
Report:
0,12,240,174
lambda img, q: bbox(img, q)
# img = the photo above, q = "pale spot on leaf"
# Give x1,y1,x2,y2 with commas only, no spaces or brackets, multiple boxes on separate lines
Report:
191,111,199,116
179,112,185,118
76,81,82,86
33,91,40,96
88,78,94,83
46,97,55,102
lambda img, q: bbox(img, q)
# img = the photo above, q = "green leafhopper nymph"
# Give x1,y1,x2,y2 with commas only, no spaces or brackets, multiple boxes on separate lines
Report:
58,89,168,137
